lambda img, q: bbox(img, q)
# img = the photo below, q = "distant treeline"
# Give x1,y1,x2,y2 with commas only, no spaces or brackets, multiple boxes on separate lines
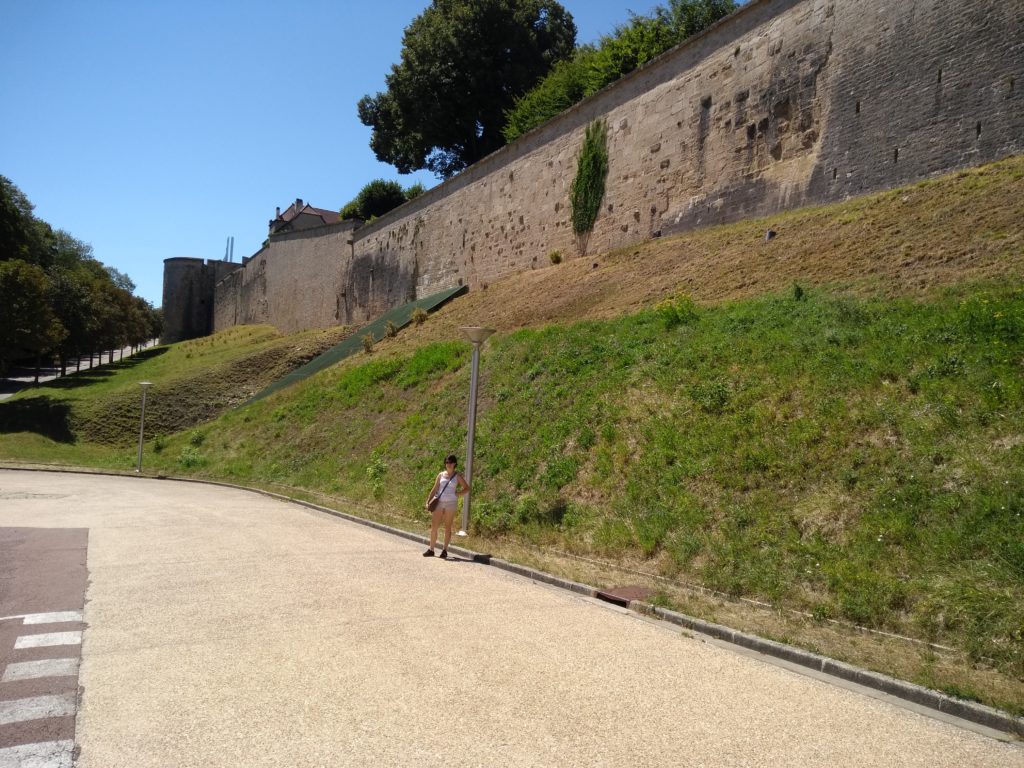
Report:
0,175,161,377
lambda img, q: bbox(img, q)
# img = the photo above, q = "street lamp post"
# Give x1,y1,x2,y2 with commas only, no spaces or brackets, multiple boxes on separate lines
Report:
457,327,495,537
136,381,152,473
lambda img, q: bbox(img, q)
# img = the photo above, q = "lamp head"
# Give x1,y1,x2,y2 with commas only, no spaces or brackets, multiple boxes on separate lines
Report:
460,327,495,345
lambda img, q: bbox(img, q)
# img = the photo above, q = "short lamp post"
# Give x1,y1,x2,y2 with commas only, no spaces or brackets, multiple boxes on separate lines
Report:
135,381,152,473
457,327,495,537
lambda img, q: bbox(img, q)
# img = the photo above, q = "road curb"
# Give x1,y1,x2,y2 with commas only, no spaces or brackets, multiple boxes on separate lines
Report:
251,482,1024,740
2,464,1021,739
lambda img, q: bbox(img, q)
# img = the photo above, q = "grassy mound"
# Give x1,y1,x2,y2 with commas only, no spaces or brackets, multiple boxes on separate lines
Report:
0,325,351,447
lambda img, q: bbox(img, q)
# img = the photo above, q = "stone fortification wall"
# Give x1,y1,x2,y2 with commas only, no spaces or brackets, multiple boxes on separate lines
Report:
211,219,401,334
193,0,1021,337
162,257,241,343
352,0,1022,299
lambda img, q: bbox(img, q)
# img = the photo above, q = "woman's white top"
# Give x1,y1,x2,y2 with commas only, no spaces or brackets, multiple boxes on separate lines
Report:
437,471,459,502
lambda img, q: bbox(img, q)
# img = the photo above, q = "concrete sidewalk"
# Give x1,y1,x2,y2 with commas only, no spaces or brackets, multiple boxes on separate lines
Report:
0,470,1019,767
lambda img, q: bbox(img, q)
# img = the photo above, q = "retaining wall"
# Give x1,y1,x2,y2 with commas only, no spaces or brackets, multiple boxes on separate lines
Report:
187,0,1022,335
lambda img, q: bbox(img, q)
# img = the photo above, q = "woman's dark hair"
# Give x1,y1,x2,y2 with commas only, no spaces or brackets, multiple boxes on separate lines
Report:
445,454,458,466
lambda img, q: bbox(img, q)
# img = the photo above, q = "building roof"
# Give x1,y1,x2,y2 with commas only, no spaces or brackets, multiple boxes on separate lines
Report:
269,198,342,233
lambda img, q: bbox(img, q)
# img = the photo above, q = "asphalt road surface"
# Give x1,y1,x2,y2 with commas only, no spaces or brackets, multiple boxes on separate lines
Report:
0,469,1020,767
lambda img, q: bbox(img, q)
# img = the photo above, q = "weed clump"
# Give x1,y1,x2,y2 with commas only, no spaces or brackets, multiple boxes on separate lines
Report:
179,446,206,469
656,295,700,329
366,452,387,498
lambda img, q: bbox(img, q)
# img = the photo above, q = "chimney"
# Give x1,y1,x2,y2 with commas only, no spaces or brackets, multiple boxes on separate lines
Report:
296,198,303,211
275,206,281,218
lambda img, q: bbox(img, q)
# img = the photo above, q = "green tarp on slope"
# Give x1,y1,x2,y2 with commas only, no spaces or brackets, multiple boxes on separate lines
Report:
247,284,467,404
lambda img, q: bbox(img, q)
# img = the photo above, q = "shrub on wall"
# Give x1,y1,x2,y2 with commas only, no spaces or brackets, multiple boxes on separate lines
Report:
570,120,609,235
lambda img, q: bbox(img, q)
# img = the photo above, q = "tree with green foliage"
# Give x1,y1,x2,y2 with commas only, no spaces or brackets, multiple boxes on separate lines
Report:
340,179,430,221
358,0,577,179
502,52,598,142
403,182,426,201
570,119,609,235
504,0,736,142
0,259,66,375
0,175,50,265
0,177,152,374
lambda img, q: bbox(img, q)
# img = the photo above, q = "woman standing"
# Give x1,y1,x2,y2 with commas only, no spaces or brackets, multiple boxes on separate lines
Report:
423,454,470,559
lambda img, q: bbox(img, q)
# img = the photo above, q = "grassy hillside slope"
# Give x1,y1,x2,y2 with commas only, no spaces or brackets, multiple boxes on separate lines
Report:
0,324,351,461
1,157,1022,713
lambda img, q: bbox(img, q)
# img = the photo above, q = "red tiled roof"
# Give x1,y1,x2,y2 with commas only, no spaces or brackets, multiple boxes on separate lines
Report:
271,199,342,231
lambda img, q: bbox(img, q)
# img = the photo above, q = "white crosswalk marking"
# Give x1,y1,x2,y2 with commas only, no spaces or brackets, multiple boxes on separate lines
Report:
22,611,83,625
13,632,82,649
0,693,76,726
0,739,74,768
2,658,79,683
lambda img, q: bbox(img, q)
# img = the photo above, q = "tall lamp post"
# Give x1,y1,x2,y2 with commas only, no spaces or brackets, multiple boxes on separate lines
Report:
136,381,152,473
457,327,495,537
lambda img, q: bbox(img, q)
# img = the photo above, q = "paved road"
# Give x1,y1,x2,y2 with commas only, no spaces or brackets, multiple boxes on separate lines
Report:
0,340,158,402
0,527,87,768
0,470,1019,767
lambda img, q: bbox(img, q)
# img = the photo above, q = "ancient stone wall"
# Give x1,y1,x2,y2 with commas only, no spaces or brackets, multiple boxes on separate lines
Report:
211,220,394,334
182,0,1022,337
162,257,241,343
352,0,1022,299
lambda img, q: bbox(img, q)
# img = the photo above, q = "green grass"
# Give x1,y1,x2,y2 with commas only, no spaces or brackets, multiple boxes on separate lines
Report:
37,280,1015,693
0,324,349,446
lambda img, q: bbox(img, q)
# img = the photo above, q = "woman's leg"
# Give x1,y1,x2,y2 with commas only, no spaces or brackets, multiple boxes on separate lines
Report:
442,508,456,550
429,508,445,550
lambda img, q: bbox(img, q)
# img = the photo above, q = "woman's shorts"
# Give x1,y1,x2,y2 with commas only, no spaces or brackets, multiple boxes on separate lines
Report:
435,501,458,514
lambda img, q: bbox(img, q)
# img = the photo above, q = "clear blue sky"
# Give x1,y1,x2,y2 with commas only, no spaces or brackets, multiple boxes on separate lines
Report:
1,1,710,307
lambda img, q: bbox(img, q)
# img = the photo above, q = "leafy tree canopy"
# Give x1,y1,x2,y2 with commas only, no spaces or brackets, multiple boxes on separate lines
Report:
504,0,736,142
359,0,577,179
0,259,65,373
0,176,158,372
340,179,428,221
0,175,50,266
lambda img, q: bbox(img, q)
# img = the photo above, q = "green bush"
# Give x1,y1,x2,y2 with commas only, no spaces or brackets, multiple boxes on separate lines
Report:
411,307,429,325
179,446,206,469
503,1,737,141
656,295,700,329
